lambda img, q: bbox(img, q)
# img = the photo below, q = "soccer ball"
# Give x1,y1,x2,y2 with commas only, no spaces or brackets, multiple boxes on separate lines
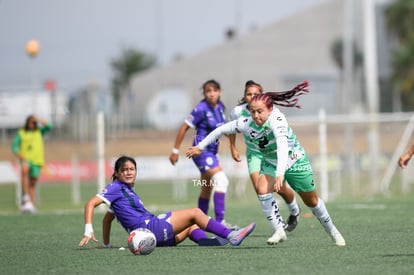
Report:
127,228,157,255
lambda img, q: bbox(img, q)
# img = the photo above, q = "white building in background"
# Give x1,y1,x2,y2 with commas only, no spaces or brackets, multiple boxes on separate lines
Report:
129,0,343,129
0,89,68,129
128,0,393,130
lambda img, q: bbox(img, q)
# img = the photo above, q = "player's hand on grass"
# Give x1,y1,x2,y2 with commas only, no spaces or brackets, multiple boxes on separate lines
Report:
79,224,98,247
79,233,98,247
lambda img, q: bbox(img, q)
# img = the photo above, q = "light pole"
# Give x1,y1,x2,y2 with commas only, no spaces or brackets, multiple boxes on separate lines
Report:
25,39,40,114
363,0,380,192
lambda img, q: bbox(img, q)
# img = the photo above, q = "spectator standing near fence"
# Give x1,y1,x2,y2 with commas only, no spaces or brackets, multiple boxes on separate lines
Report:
169,79,237,229
12,115,52,213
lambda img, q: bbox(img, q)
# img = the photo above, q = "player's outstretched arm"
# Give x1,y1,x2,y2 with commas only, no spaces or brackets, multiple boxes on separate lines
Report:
169,123,190,165
78,196,104,247
228,134,241,162
101,211,115,248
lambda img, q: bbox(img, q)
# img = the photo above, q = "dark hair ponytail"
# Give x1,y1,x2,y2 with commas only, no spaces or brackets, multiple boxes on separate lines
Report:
238,80,264,104
265,81,309,108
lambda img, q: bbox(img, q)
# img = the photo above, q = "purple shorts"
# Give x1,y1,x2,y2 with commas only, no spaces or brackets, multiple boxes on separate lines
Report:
192,151,220,174
145,212,176,246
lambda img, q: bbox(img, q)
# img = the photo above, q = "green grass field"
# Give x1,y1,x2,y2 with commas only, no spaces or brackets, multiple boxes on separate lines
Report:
1,182,414,275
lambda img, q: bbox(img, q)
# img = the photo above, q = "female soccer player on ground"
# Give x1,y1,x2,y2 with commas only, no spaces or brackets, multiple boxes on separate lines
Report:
169,79,236,229
78,156,255,248
228,80,301,235
186,86,346,246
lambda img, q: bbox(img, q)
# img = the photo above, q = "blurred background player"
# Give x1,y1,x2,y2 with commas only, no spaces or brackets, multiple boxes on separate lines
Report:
169,79,237,229
78,155,256,248
186,85,346,246
12,115,52,213
228,80,301,232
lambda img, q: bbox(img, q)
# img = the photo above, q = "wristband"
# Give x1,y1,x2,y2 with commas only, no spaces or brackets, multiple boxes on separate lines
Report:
171,148,179,154
84,223,93,238
103,243,112,248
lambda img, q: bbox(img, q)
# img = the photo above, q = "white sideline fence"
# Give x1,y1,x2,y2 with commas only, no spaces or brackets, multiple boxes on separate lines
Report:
2,110,414,207
78,110,414,202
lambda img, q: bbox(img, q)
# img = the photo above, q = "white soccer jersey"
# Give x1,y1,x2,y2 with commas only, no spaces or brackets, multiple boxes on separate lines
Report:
197,108,305,176
229,103,250,121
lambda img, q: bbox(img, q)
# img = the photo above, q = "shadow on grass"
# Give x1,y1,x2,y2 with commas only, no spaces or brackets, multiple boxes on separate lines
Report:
382,254,414,257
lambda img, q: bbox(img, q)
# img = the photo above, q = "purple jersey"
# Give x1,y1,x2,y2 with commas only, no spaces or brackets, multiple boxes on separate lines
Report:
97,180,154,233
185,99,226,154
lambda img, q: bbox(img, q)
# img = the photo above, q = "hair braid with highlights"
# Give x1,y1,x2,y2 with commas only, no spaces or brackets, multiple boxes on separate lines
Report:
265,81,309,109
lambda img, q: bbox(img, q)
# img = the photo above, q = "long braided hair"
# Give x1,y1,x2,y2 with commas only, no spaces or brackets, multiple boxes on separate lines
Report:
251,81,309,109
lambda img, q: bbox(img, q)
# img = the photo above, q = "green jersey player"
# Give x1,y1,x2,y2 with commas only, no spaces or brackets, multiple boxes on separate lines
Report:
187,83,346,246
228,81,301,235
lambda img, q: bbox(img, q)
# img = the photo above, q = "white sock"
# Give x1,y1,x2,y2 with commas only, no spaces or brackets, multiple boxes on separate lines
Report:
22,194,30,204
258,193,284,230
286,197,300,216
310,198,334,233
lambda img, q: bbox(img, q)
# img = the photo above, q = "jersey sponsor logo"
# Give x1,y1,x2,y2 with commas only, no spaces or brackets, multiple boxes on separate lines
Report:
288,163,312,172
249,130,258,138
248,129,271,140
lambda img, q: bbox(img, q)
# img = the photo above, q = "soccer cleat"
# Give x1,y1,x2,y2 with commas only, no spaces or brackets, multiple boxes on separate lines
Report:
198,236,229,246
227,223,256,246
267,227,287,245
221,220,240,230
329,227,346,246
20,201,37,214
283,213,300,232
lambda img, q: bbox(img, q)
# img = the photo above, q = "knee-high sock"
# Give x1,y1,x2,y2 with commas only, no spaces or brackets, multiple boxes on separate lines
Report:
198,197,209,214
213,192,225,223
189,228,208,243
205,218,232,238
310,198,334,233
258,193,284,230
286,197,300,216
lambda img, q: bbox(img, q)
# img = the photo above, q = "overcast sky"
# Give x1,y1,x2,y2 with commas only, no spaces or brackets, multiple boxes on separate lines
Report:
0,0,325,92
